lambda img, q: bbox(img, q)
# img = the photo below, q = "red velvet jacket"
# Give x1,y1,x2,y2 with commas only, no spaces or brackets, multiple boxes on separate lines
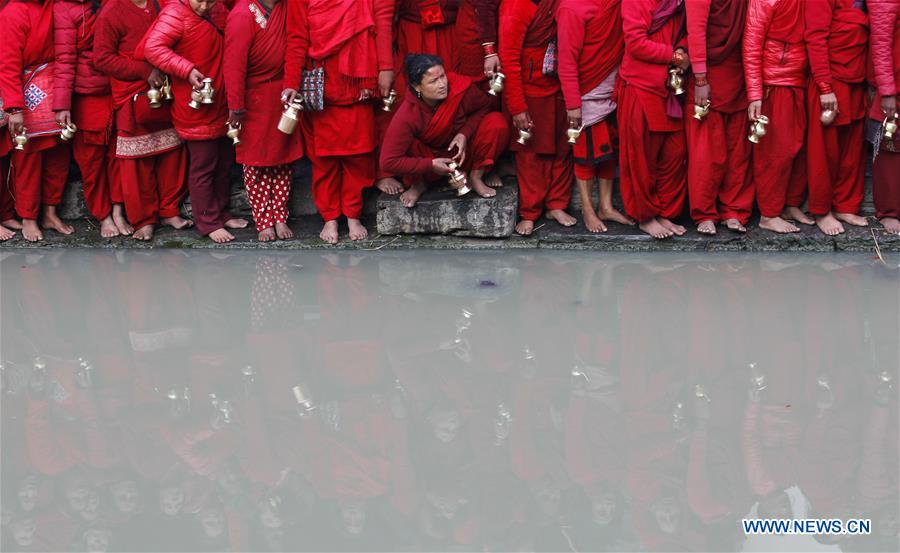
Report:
52,0,110,111
743,0,809,102
868,0,899,99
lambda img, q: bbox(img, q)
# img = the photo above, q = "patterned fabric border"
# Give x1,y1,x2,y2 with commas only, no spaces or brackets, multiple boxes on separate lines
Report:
116,128,183,159
249,2,267,29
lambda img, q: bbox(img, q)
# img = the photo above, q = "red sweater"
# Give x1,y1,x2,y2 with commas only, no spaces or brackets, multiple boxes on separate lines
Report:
804,0,868,92
498,0,558,117
620,0,686,97
93,0,158,109
52,0,110,111
0,0,55,111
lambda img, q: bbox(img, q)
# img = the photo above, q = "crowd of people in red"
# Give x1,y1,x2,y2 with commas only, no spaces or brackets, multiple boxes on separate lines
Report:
0,0,898,244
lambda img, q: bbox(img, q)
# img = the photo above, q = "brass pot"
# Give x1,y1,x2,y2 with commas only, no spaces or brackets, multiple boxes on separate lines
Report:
59,123,77,142
147,87,163,108
516,128,532,145
566,124,584,145
161,77,174,101
13,130,28,151
447,161,471,196
747,115,769,144
820,108,836,126
278,97,304,134
226,122,241,146
668,68,685,96
488,72,505,96
382,89,397,112
200,78,215,104
884,115,898,140
188,88,204,110
693,101,710,121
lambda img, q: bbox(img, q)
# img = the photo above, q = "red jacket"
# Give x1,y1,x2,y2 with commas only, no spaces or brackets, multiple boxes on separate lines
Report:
52,0,110,111
0,0,55,111
498,0,558,117
868,0,899,99
743,0,809,102
142,0,228,140
93,0,158,109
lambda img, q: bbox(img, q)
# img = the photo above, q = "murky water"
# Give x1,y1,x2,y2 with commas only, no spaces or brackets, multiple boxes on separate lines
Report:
0,250,897,552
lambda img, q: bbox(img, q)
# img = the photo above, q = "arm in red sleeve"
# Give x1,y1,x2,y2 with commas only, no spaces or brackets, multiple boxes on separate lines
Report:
685,0,711,75
804,0,834,93
869,0,898,96
283,0,309,90
498,0,532,116
622,0,674,65
223,10,252,112
380,105,435,175
374,0,394,71
52,2,77,111
94,15,154,81
143,10,195,80
471,0,499,44
0,4,29,110
555,4,585,110
743,0,775,102
457,86,491,139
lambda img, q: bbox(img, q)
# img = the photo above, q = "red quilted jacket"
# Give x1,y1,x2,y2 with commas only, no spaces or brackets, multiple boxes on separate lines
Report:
742,0,809,102
52,0,111,111
868,0,899,98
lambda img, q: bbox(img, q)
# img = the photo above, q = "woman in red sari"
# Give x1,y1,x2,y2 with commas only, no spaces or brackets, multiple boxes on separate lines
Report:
379,54,509,208
0,0,74,242
225,0,303,242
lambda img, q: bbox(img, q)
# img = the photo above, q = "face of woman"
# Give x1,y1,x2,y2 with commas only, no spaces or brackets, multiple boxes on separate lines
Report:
415,66,449,103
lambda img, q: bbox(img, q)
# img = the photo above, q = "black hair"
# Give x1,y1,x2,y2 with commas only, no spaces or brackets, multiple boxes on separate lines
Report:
404,53,444,87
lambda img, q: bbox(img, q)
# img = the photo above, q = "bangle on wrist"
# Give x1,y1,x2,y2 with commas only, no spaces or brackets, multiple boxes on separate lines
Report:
695,76,708,87
484,53,499,61
482,42,497,57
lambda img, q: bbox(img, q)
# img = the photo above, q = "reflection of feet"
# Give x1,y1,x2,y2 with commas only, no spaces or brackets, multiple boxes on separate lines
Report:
209,228,235,243
320,220,339,244
99,216,120,238
781,206,814,225
2,218,23,230
581,207,607,233
0,224,15,241
657,217,686,236
546,209,576,227
470,173,497,198
112,204,134,235
224,218,249,229
834,212,868,227
375,177,404,195
22,219,43,242
515,219,535,236
723,218,747,233
485,173,503,188
639,218,673,239
880,217,900,235
815,213,844,236
598,206,635,226
133,224,155,241
348,218,368,241
697,220,717,235
275,222,294,240
42,210,75,235
400,182,426,208
161,216,193,229
759,215,800,234
258,227,276,242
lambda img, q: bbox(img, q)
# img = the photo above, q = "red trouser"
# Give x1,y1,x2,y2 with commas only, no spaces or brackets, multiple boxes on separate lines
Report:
72,132,113,220
873,145,900,219
119,146,187,230
575,157,616,181
806,84,866,216
243,164,292,230
517,151,574,220
186,139,233,236
753,86,807,218
618,87,687,222
307,151,374,221
10,141,71,220
1,155,15,221
685,108,753,224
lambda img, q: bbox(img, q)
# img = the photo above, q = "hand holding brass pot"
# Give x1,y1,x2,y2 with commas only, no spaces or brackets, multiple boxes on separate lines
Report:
668,67,685,96
199,78,215,104
747,115,769,143
516,128,532,145
59,123,77,142
278,97,304,135
566,124,584,145
147,86,163,108
488,72,505,96
884,114,898,140
820,108,836,126
226,122,241,145
693,101,711,121
13,129,28,151
447,161,471,196
382,89,397,112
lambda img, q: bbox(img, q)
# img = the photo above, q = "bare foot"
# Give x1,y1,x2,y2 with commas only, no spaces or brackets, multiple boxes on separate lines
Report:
597,206,635,226
581,207,607,233
834,212,868,227
723,218,747,233
258,227,276,242
815,213,845,236
224,218,249,229
657,217,686,236
22,219,44,242
161,216,193,230
782,206,814,225
470,171,497,198
348,218,368,241
546,209,576,227
697,220,717,235
759,215,800,234
0,224,15,241
2,218,22,230
275,222,294,240
209,228,235,243
516,219,535,236
99,216,120,238
400,182,427,208
639,218,673,239
41,208,74,235
320,220,339,244
376,177,404,195
132,224,155,241
484,173,503,188
111,204,134,235
879,217,900,235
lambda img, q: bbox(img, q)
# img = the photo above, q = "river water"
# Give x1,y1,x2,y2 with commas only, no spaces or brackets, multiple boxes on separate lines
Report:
0,250,897,552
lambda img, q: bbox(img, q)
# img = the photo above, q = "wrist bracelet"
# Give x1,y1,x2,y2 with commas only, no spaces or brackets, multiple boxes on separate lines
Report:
482,42,497,56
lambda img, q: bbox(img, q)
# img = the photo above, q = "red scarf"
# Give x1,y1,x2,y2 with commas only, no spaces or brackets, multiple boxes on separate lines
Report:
648,0,683,35
22,0,55,69
419,72,473,149
706,0,747,64
829,4,868,70
307,0,377,80
523,0,558,48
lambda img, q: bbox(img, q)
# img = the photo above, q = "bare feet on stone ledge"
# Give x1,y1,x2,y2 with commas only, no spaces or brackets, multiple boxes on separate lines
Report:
470,170,496,198
348,218,368,241
275,222,294,240
815,212,845,236
42,207,74,235
376,177,404,195
209,228,235,243
657,217,686,236
133,224,154,241
99,216,120,238
400,182,426,208
639,218,673,239
22,219,43,242
0,223,15,241
112,204,134,235
516,219,535,236
781,206,814,225
598,206,635,226
723,218,747,233
485,172,503,188
161,216,193,230
697,220,717,235
880,217,900,235
258,227,276,242
759,215,800,234
581,207,607,233
546,209,576,227
225,218,249,229
835,212,868,227
320,220,339,244
2,218,23,230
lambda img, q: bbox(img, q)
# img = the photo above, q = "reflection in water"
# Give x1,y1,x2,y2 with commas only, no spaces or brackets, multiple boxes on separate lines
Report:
0,250,897,552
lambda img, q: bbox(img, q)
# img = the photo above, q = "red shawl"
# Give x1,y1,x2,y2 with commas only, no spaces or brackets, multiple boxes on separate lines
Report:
829,4,869,80
523,0,558,48
23,0,60,138
706,0,746,64
307,0,376,79
418,72,473,149
649,0,684,35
